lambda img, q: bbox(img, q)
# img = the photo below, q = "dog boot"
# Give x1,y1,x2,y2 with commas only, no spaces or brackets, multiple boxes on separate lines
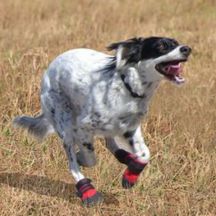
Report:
122,154,147,188
115,149,147,188
76,178,103,206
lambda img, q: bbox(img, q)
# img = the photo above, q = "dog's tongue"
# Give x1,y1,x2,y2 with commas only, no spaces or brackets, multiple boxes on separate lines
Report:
164,63,182,75
164,63,185,84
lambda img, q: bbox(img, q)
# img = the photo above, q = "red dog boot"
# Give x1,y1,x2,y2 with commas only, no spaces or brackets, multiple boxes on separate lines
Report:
122,154,147,188
76,178,103,206
114,149,148,188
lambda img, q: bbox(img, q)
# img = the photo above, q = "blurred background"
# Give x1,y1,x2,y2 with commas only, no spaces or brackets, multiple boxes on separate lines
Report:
0,0,215,215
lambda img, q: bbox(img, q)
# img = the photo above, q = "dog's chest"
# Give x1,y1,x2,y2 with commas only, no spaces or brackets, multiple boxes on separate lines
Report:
82,115,141,136
77,76,158,135
79,97,147,136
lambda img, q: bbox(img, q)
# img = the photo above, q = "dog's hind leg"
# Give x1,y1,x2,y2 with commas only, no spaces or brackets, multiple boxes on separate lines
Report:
55,124,102,206
53,116,102,206
42,97,102,205
63,136,101,205
74,129,103,205
106,126,150,189
75,130,97,168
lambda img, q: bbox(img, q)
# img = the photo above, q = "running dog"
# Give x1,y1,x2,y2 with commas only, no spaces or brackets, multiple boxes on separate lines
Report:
14,37,191,206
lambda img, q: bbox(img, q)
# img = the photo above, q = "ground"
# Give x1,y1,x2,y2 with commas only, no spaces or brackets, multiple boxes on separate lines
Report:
0,0,216,215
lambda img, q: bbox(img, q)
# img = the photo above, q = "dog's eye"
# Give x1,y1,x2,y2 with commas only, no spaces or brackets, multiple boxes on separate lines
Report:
157,43,168,53
171,39,179,47
158,44,164,50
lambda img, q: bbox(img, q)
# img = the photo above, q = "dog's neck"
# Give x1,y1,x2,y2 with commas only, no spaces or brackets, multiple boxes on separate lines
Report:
120,73,145,98
119,67,160,101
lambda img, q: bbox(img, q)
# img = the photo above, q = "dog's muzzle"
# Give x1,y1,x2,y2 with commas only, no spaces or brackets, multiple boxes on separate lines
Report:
155,46,192,84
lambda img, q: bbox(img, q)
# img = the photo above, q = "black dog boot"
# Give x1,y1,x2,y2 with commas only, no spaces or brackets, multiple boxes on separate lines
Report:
76,178,103,206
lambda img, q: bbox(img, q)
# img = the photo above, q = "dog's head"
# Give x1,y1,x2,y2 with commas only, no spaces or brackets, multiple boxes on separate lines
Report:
108,37,191,84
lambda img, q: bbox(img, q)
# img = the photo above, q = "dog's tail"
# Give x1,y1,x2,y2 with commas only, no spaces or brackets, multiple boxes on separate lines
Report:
13,114,54,140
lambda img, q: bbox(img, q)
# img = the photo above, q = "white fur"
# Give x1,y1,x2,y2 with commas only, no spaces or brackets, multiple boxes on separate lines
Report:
15,44,186,182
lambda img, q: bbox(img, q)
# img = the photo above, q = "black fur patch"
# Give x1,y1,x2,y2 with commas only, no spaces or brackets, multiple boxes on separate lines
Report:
94,112,101,118
108,37,179,64
99,56,116,74
129,139,134,147
123,130,136,139
120,74,146,98
83,143,94,151
142,81,148,85
146,82,153,88
50,108,55,115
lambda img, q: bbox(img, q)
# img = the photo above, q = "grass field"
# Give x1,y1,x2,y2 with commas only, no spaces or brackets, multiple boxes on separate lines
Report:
0,0,216,215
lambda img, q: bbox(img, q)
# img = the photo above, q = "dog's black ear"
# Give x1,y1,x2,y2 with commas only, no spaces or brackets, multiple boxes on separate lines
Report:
107,38,145,69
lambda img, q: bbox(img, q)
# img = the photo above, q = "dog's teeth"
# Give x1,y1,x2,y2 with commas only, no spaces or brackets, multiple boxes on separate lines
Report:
174,75,185,84
171,64,181,69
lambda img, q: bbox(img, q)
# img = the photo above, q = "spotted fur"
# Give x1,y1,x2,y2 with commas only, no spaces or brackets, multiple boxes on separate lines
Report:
13,36,191,205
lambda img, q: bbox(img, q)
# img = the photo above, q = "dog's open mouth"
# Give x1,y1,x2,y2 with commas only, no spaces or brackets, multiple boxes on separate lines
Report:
155,59,187,84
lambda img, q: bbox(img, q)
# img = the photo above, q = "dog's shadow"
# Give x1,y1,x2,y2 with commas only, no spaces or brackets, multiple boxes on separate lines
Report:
0,172,119,205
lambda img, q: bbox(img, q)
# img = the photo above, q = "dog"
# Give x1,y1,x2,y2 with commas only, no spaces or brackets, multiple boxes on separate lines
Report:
14,36,191,206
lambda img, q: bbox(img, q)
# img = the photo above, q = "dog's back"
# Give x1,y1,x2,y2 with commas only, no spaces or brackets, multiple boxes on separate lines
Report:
14,48,111,136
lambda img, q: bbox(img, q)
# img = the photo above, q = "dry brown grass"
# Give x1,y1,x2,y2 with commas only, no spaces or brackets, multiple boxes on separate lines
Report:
0,0,216,215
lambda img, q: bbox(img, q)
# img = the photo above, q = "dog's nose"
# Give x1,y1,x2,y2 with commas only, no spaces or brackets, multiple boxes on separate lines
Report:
180,46,192,57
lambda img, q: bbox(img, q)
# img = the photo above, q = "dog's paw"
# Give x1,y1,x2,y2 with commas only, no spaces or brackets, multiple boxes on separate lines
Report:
122,158,148,189
76,178,103,206
82,191,103,206
122,168,139,189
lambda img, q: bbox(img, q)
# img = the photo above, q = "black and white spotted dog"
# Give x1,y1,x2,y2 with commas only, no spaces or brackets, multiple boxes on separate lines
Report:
14,37,191,206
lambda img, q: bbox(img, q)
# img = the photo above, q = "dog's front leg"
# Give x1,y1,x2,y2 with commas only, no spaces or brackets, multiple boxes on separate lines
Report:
123,126,150,164
106,126,150,188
